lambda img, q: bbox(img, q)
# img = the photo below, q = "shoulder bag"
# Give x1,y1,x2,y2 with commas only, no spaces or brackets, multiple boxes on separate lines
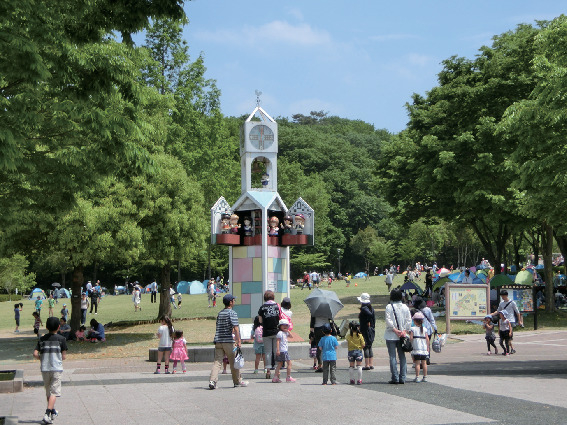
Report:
391,303,413,352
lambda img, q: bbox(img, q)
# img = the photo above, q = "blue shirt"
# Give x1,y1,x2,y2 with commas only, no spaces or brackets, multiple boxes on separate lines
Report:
318,335,338,361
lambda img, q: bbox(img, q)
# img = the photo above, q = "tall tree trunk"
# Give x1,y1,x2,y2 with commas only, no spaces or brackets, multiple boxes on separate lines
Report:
177,259,181,283
158,264,172,319
469,219,510,275
92,261,97,283
542,222,554,313
554,232,567,278
70,264,84,332
512,234,522,271
61,269,66,288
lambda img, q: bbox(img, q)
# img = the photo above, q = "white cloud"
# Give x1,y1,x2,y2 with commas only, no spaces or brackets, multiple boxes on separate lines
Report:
195,20,332,48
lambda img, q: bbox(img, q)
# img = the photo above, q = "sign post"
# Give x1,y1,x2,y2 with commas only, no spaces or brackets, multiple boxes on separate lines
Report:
445,284,490,334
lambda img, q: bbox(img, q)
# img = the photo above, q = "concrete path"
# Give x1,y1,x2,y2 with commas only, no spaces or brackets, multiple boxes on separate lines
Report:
1,330,567,424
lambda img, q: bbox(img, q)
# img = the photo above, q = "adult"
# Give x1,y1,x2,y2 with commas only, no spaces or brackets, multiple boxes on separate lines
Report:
424,270,433,297
80,293,89,326
208,294,248,389
89,285,99,315
494,289,523,354
257,290,281,378
207,279,215,308
413,297,437,364
301,271,310,290
150,279,158,303
88,318,105,342
385,271,394,292
357,293,376,370
132,287,141,312
462,269,473,284
85,280,93,296
384,289,411,384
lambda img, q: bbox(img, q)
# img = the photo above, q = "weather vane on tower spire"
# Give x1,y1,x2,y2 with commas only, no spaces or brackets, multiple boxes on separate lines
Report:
255,90,262,107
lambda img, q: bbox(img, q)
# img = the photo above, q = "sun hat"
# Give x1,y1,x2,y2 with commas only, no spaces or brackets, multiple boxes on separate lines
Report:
357,293,371,304
278,318,289,327
413,311,425,320
484,315,492,320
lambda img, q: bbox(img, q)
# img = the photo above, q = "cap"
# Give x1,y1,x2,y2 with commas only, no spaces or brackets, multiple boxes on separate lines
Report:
223,294,237,304
357,293,371,304
63,303,66,306
484,315,493,320
412,311,425,320
322,323,332,333
278,319,289,327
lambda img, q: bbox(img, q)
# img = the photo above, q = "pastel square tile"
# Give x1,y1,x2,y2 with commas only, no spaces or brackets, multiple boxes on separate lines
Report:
253,258,262,281
232,282,241,300
248,246,257,258
242,281,263,294
233,258,253,282
233,304,251,318
277,280,287,293
268,272,277,283
267,259,274,273
250,293,263,315
241,293,251,304
268,246,279,257
281,259,287,280
273,258,282,274
233,246,248,259
255,246,262,257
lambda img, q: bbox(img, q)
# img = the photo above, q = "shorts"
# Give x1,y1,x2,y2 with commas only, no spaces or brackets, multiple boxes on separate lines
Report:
276,352,290,362
42,371,62,398
158,347,171,352
413,354,429,361
347,350,363,362
34,328,39,335
254,342,265,355
15,318,20,326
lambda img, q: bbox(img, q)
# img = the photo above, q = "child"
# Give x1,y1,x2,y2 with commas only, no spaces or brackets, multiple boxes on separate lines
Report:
318,323,338,385
58,317,72,340
309,330,318,369
252,316,265,374
273,319,295,382
35,296,43,316
177,293,182,309
155,316,174,374
60,304,69,322
346,321,365,385
33,311,43,339
212,293,217,308
75,326,86,341
280,297,293,330
48,294,55,317
498,311,512,356
483,315,498,355
170,330,188,373
410,312,430,383
14,303,22,333
33,316,67,424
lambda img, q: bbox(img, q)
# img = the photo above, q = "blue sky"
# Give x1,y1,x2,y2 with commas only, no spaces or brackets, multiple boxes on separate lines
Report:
178,1,564,133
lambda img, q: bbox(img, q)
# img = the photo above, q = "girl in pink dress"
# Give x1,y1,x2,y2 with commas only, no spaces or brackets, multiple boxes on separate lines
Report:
170,330,189,373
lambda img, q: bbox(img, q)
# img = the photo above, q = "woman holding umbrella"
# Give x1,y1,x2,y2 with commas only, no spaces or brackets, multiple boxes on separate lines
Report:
358,293,376,370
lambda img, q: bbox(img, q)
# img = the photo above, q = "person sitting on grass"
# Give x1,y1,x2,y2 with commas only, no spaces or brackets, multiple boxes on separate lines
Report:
57,317,72,340
88,318,105,342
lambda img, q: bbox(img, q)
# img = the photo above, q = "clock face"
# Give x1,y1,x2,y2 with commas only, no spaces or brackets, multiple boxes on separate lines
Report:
249,124,274,150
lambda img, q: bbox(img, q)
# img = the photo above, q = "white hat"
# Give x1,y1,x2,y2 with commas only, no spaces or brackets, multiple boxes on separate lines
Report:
278,319,290,327
357,293,371,304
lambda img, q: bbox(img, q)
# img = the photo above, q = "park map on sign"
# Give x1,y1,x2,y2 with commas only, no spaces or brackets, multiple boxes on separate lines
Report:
450,287,488,318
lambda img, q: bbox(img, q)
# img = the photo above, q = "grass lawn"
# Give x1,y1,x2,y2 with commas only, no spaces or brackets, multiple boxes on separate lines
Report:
1,273,566,362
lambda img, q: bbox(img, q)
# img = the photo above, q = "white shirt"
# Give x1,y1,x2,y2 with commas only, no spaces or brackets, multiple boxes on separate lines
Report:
384,301,411,341
157,324,173,348
462,275,473,284
498,299,520,324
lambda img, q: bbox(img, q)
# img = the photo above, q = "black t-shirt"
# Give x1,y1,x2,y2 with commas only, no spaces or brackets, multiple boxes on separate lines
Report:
258,302,280,337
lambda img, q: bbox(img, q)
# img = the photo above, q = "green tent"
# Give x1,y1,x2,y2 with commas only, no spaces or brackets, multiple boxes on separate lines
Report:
490,274,514,288
514,270,534,286
433,277,452,291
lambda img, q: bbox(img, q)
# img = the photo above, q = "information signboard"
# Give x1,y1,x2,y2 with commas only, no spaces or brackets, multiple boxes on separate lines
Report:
500,286,534,313
445,284,490,333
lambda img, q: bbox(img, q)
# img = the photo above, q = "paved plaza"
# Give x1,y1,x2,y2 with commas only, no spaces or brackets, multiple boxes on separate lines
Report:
1,330,567,424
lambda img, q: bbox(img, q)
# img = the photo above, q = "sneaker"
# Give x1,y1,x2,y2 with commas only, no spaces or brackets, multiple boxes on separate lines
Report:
357,380,362,385
349,379,355,385
511,349,516,354
235,380,249,387
182,370,186,374
253,369,259,374
222,370,227,374
315,368,323,373
362,366,370,370
43,413,53,424
172,370,176,374
272,377,282,383
208,381,216,390
154,370,160,374
266,370,271,379
369,366,374,370
313,365,318,370
414,377,421,383
422,376,428,382
165,370,171,374
495,349,498,355
502,352,507,356
51,409,58,420
286,377,296,383
487,352,491,356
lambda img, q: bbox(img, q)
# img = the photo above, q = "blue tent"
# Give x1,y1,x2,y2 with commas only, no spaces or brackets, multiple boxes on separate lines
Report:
189,280,206,295
29,288,46,299
400,281,422,294
354,272,368,278
449,271,484,284
56,288,70,298
176,281,190,294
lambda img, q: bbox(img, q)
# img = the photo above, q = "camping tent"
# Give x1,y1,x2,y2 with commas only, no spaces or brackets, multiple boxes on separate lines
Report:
514,270,534,286
176,281,190,294
29,288,46,299
354,272,368,278
400,281,423,294
56,288,71,298
189,280,206,295
433,277,452,291
449,271,484,284
489,274,514,288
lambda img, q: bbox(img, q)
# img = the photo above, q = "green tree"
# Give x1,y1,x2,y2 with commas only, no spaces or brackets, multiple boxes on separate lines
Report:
0,254,36,300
